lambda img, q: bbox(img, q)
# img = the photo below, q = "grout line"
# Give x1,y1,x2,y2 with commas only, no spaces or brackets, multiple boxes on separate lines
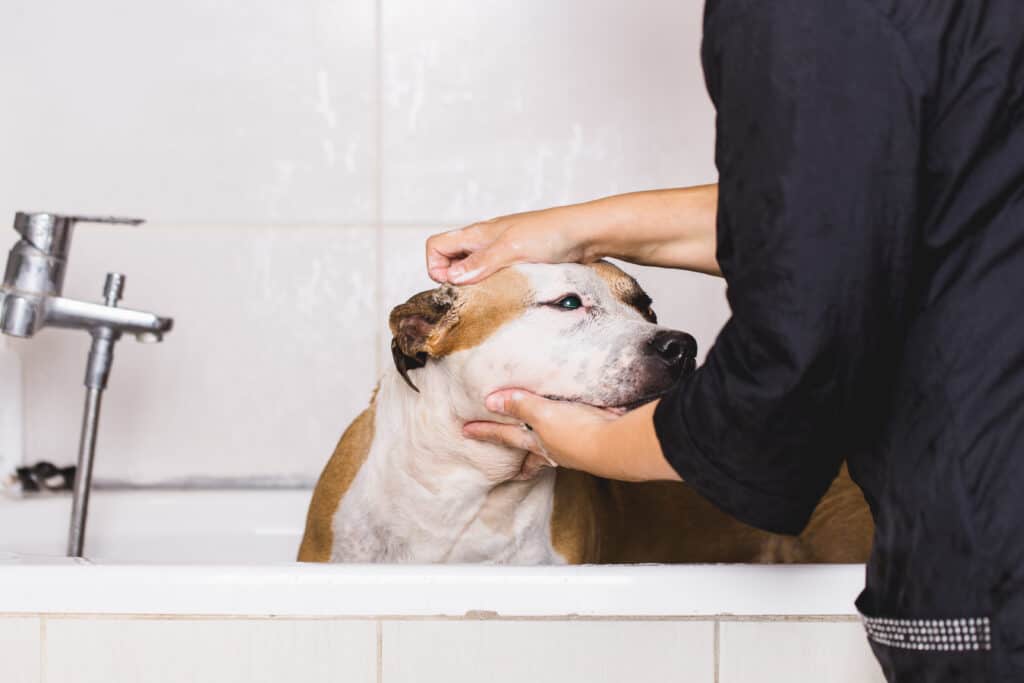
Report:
374,0,383,226
38,616,46,683
372,0,384,377
9,612,861,623
376,222,458,230
125,223,381,230
376,620,383,683
102,222,457,231
713,620,720,683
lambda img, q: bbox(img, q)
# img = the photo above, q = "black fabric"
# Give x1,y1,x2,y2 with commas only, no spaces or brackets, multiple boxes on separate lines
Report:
651,1,1024,679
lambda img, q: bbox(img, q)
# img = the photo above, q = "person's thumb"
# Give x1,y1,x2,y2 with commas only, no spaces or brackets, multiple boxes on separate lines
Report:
485,389,550,426
448,239,514,285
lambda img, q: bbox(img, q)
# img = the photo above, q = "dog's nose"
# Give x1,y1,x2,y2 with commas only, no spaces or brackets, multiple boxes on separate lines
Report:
648,330,698,369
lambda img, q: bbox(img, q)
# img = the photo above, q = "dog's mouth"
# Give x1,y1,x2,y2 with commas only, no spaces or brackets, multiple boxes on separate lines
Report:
542,356,697,415
606,393,666,414
543,387,673,416
604,388,676,414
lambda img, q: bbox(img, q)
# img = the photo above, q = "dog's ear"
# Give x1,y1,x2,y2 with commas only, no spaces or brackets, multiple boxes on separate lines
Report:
389,286,459,392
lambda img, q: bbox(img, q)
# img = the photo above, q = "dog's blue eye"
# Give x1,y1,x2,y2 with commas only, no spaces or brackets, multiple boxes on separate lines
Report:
554,295,583,310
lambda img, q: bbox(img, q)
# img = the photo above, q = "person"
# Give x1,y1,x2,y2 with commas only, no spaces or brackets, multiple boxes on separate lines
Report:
425,2,1024,681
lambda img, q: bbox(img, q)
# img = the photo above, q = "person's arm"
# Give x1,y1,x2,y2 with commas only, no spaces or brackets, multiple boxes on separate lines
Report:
426,184,721,285
467,0,923,536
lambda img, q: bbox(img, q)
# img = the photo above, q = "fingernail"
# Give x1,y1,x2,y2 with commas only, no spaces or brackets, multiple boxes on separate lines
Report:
451,266,482,284
486,394,505,413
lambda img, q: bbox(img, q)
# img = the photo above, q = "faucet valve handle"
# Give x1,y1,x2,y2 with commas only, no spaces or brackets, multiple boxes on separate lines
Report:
11,213,145,261
103,273,125,307
14,212,145,238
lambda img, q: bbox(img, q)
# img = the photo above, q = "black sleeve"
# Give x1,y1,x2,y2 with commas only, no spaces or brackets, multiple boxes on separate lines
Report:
653,0,923,534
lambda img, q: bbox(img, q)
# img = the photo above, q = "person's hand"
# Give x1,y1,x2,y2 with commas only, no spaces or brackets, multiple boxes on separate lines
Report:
426,186,723,284
463,390,681,482
426,205,599,285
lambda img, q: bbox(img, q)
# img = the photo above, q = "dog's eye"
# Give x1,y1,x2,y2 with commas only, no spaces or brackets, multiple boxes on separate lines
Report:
552,295,583,310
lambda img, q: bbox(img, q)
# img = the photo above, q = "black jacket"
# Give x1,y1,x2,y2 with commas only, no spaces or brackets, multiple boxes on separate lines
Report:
652,1,1024,680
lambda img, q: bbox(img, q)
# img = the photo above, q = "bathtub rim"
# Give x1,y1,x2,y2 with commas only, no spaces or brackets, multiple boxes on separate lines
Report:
0,561,866,618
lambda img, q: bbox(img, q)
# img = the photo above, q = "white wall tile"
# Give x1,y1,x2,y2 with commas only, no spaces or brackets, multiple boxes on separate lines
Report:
382,620,714,683
10,225,377,484
0,0,377,225
381,0,715,224
719,621,886,683
45,618,376,683
0,617,41,683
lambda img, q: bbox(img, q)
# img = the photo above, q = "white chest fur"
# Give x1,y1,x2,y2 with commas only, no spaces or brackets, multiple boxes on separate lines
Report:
328,368,565,564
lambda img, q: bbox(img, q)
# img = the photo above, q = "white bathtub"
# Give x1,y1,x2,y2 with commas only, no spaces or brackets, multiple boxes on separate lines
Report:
0,490,883,682
1,489,308,563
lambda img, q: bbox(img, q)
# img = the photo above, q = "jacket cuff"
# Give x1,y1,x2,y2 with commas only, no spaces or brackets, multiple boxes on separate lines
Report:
652,395,818,536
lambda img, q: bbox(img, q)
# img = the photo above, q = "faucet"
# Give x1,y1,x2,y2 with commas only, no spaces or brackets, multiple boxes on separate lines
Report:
0,212,174,557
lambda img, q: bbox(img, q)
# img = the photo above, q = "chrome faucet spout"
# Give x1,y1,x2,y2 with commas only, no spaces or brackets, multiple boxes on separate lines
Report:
45,296,174,341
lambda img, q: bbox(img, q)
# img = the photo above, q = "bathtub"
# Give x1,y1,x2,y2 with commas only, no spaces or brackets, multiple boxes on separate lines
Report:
0,489,883,682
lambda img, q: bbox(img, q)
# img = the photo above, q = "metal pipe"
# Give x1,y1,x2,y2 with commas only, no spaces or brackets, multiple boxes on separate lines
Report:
67,385,103,557
67,274,125,557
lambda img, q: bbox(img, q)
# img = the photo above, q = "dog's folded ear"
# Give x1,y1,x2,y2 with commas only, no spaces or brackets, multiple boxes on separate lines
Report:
389,286,459,392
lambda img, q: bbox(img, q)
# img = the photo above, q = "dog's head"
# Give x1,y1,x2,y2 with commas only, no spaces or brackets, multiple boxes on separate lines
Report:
389,261,696,415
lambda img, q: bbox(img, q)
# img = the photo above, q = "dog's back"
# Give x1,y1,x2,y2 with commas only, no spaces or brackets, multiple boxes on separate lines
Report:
551,465,872,564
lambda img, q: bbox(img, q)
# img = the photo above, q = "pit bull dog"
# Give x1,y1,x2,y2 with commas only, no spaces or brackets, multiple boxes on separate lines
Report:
298,262,872,563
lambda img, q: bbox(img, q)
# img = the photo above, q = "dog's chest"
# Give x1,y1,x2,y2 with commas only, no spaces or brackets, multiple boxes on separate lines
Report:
330,463,564,564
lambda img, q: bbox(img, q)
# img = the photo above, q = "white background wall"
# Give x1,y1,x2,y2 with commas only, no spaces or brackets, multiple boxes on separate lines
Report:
0,0,726,484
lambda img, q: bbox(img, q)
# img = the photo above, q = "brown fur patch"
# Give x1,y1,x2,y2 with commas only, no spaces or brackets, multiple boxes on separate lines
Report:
297,402,376,562
552,464,872,564
389,287,458,359
589,261,657,323
427,268,531,356
388,268,530,369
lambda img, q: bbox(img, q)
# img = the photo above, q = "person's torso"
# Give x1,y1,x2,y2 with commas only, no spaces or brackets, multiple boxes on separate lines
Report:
851,0,1024,662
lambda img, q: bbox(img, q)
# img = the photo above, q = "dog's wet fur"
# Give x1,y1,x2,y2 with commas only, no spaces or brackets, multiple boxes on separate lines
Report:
299,262,873,564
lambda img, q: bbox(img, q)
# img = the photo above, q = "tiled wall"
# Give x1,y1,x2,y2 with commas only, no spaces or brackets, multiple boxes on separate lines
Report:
1,616,885,683
0,0,726,484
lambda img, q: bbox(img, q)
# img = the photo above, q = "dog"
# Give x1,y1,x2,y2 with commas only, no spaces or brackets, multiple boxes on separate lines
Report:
298,261,873,563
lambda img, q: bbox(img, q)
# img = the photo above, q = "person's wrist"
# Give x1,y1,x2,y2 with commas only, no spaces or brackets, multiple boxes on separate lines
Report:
550,201,605,263
583,417,641,482
557,195,632,264
579,194,642,263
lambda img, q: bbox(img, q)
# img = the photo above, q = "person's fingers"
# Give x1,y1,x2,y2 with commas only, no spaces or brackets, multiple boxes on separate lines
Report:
446,239,520,284
425,247,452,284
463,422,558,481
484,389,552,426
512,453,555,481
425,229,465,283
483,389,616,423
462,420,538,452
425,222,500,283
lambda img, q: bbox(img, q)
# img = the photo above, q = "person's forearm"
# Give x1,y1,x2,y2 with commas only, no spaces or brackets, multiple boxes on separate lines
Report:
588,401,681,482
576,184,721,277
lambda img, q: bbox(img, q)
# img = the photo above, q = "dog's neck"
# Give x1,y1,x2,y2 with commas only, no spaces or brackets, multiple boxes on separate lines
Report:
330,364,562,563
